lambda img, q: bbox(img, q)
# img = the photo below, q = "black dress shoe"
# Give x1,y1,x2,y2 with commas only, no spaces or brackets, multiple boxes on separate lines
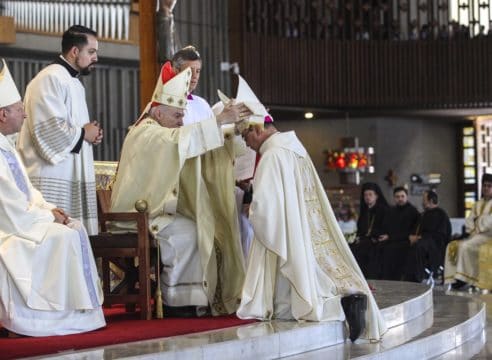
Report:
162,305,198,318
341,293,367,342
161,305,211,318
451,280,469,290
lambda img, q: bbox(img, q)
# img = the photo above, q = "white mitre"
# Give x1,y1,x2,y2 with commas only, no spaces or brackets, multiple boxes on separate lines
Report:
235,74,271,126
0,59,21,108
216,74,273,131
151,65,191,109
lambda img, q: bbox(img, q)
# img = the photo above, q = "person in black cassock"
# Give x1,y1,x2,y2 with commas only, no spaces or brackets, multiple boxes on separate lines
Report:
372,186,420,280
350,182,389,278
403,190,451,282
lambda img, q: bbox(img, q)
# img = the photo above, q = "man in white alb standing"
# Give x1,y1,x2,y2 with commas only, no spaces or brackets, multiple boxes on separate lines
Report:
17,25,102,235
0,59,105,337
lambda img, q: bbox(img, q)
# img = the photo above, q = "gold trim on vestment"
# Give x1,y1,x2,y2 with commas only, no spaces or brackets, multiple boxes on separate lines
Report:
301,160,366,295
447,240,460,266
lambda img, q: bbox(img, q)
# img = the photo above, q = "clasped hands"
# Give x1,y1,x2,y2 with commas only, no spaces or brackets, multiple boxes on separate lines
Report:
372,234,389,243
52,208,70,225
84,120,104,145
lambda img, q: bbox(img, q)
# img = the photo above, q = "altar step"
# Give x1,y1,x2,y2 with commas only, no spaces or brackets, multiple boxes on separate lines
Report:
31,280,477,360
284,291,485,359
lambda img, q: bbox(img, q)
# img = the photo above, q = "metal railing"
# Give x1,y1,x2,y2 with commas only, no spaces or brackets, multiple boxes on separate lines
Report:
243,0,492,41
1,0,132,41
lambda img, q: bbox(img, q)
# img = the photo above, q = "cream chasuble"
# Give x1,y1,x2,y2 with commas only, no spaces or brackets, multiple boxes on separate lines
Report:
179,137,245,314
0,133,105,336
180,94,246,313
111,116,223,232
111,116,244,314
17,60,98,235
445,198,492,285
237,131,387,341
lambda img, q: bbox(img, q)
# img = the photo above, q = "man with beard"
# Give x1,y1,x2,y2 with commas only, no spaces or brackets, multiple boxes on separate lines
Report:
350,182,389,278
17,25,102,235
376,187,420,280
0,59,105,336
403,190,451,283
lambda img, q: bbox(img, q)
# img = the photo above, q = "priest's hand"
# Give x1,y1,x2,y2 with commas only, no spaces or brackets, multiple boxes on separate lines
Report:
216,101,252,125
93,121,104,145
52,208,69,225
84,122,101,144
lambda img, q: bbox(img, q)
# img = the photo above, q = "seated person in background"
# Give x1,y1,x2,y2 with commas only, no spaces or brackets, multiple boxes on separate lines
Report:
111,64,248,317
337,203,358,240
403,190,451,283
236,77,387,342
350,182,389,278
374,186,420,280
0,59,105,336
445,173,492,290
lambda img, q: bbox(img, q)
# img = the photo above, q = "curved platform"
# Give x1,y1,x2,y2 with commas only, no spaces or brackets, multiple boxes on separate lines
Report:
26,280,474,360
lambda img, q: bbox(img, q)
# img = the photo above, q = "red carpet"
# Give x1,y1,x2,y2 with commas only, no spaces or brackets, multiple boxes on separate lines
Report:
0,307,256,359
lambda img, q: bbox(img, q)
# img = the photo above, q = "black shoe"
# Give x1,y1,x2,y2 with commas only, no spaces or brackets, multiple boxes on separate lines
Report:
341,294,367,342
451,280,469,291
162,305,198,318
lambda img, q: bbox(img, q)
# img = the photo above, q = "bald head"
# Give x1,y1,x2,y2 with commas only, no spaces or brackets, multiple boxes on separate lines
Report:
149,104,184,128
0,101,26,136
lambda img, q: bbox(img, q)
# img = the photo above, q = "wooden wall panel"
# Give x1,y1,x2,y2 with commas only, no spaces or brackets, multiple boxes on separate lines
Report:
241,35,492,109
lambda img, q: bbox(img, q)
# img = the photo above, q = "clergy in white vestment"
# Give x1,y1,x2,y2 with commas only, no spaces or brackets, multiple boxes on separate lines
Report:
445,173,492,289
0,59,105,337
111,62,249,316
17,25,103,235
233,77,387,342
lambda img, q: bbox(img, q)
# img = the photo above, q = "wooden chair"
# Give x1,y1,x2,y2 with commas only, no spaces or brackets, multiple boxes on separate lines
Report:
89,189,155,320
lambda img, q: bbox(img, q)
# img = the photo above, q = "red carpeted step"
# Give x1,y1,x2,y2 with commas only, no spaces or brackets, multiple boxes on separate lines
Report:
0,306,256,360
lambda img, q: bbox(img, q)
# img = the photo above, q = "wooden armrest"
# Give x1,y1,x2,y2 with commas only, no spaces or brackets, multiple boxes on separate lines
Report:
100,212,147,222
100,211,149,235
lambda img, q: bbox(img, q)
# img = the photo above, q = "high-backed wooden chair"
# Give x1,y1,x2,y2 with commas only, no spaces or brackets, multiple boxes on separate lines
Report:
89,189,155,320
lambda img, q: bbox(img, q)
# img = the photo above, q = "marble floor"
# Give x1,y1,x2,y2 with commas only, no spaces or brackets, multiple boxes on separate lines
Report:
285,286,485,360
25,280,487,360
433,288,492,359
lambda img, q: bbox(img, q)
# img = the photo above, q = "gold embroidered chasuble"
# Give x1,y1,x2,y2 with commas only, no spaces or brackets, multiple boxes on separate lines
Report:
237,131,387,341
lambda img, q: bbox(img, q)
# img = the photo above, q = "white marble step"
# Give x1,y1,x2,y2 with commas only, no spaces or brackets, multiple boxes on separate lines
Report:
27,281,433,360
430,327,486,360
284,292,485,360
